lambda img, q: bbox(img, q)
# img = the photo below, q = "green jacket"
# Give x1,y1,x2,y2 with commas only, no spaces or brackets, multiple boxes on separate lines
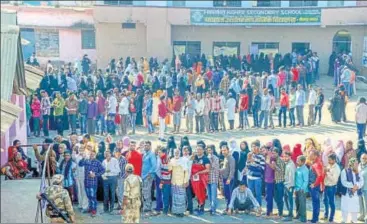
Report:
52,98,65,116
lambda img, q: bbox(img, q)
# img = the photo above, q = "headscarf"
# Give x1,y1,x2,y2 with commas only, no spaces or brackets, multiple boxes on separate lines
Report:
291,144,303,164
334,140,345,163
322,137,334,167
229,138,240,154
282,144,291,158
122,136,130,151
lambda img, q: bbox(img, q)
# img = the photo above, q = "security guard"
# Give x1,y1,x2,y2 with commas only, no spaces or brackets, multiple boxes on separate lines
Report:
122,163,142,223
37,174,75,223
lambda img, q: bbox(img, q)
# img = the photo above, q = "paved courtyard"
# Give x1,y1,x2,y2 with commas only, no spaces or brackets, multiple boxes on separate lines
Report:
1,76,366,223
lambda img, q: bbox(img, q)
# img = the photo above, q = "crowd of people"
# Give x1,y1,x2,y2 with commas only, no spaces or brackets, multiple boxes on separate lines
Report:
24,49,365,142
7,134,367,223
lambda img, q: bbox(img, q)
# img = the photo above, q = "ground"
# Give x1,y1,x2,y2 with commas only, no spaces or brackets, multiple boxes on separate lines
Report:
1,76,366,223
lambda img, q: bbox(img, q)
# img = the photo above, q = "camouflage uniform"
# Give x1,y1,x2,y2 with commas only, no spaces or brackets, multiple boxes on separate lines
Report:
123,173,142,223
44,175,75,223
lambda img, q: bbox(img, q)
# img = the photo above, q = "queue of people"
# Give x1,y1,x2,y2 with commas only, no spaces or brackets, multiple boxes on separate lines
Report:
23,133,367,223
25,50,365,144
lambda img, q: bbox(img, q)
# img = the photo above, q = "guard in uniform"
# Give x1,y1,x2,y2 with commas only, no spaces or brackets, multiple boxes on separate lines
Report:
37,174,75,223
122,163,142,223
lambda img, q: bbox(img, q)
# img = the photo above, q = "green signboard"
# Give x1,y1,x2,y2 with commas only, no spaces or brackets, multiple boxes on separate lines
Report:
190,8,321,25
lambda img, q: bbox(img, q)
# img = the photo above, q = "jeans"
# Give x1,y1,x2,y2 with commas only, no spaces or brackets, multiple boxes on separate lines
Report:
146,114,154,133
33,117,40,136
295,190,307,222
42,115,49,136
299,77,306,90
289,108,295,126
116,177,124,208
173,111,181,126
248,178,262,206
195,115,204,133
107,113,116,135
155,176,163,211
229,120,234,130
314,105,322,124
323,185,337,222
296,105,304,126
265,182,274,216
130,113,136,133
278,106,287,127
275,182,285,216
207,183,218,212
210,112,219,131
241,110,249,129
357,123,367,140
204,114,210,132
274,87,279,99
259,110,269,128
27,119,31,137
79,114,87,134
310,186,321,223
86,186,98,213
284,187,294,217
186,113,194,133
68,114,77,134
252,109,259,127
162,183,171,214
223,178,234,209
343,81,350,96
103,176,117,211
96,114,106,134
239,111,244,128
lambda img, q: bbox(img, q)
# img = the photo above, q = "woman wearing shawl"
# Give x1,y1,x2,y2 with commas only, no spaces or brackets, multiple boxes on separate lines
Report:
59,150,77,201
166,136,177,158
291,143,303,164
179,136,192,155
1,152,30,179
341,158,364,223
334,140,345,166
168,148,189,217
304,137,321,165
238,141,250,184
342,141,357,169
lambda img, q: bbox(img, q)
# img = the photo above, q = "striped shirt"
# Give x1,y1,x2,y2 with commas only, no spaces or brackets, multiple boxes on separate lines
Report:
118,156,127,179
210,97,221,112
159,157,171,184
247,153,266,180
208,155,220,184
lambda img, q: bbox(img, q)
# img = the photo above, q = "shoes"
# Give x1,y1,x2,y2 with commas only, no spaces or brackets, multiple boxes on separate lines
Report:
194,210,204,216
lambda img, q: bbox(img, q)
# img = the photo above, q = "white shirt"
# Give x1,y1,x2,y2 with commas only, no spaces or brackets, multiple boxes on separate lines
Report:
66,76,77,92
102,157,120,177
219,95,226,112
356,103,367,124
107,95,117,114
324,163,341,186
194,99,205,116
119,97,130,115
308,89,317,105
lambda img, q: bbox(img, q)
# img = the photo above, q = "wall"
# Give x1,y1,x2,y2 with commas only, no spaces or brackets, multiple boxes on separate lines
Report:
1,94,27,166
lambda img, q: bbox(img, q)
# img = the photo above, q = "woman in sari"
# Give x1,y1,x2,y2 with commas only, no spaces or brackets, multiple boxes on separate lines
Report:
169,148,190,217
342,141,357,169
1,152,31,179
291,143,303,164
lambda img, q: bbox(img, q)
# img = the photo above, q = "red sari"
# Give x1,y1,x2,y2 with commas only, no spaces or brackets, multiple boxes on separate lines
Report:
7,146,18,162
190,164,208,205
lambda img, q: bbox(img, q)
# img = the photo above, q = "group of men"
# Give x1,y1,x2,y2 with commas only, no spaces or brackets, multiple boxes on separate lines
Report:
29,133,367,223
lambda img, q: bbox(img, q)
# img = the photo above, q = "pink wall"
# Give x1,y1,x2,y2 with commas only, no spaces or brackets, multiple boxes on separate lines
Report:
59,29,96,64
1,94,27,166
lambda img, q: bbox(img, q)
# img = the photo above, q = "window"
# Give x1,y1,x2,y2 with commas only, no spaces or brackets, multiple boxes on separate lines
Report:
122,23,136,29
81,30,96,49
104,0,133,5
213,42,240,56
172,1,185,7
289,0,318,7
251,42,279,55
256,0,281,7
213,0,241,7
327,0,344,7
35,29,59,57
292,43,310,55
173,41,201,58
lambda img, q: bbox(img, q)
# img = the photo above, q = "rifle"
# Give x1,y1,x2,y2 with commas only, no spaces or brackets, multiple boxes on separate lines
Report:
40,193,71,223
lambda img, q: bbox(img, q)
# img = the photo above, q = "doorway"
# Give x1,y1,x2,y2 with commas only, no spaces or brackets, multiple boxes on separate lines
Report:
333,30,351,54
292,42,310,55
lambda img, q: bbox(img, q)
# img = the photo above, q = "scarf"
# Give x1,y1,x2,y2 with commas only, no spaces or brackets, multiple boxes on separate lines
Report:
60,159,72,180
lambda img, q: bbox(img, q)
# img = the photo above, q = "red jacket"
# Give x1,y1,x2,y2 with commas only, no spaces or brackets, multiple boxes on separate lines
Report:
291,68,299,82
280,93,289,108
239,94,249,111
158,101,168,118
311,158,325,190
126,149,142,176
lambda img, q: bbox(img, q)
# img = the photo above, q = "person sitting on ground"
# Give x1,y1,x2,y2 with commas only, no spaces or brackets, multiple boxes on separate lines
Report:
1,152,32,180
227,180,261,216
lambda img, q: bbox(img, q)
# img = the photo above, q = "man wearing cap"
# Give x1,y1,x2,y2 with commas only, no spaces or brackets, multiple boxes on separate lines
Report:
36,174,75,223
227,181,261,216
122,163,142,223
